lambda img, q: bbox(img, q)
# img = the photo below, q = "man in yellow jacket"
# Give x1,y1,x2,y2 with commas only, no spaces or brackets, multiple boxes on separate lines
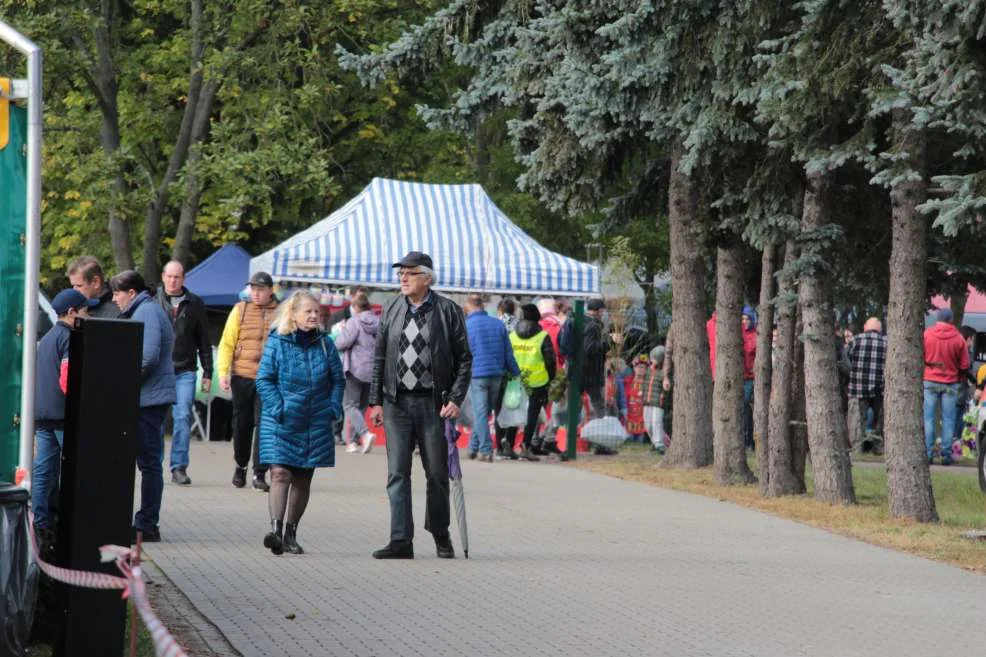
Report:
218,272,279,491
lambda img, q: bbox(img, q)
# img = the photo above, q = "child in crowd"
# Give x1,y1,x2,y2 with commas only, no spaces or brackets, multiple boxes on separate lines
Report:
643,346,667,452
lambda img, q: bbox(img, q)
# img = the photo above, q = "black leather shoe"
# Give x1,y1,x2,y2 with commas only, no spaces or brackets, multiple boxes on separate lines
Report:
283,523,304,554
435,535,455,559
132,526,161,544
264,520,284,555
372,541,414,559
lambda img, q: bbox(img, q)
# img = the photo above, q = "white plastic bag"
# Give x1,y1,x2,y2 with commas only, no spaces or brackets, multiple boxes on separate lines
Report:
497,389,529,428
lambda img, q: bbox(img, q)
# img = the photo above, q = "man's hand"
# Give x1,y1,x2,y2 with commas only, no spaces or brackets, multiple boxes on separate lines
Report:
369,405,384,427
220,376,231,392
662,376,671,391
610,332,624,346
440,401,460,419
201,377,212,394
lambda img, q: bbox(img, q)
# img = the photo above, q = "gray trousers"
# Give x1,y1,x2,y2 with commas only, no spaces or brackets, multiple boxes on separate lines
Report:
343,374,371,442
383,393,450,542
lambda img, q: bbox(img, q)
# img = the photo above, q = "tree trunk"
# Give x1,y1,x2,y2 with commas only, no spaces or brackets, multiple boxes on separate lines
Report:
790,306,808,491
754,243,776,491
92,0,133,271
172,79,220,265
799,170,855,505
662,143,713,468
141,0,206,280
885,112,938,522
713,242,756,484
766,240,803,496
949,290,967,328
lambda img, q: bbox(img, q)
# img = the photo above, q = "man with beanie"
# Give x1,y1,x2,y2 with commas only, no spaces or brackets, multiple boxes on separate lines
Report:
923,307,969,465
643,345,667,452
500,304,556,460
583,298,610,418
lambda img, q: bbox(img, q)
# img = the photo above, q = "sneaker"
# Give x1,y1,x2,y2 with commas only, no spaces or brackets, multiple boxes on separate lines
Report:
232,467,247,488
467,451,478,460
171,468,191,486
346,443,360,453
479,453,493,463
361,433,376,455
252,474,270,492
372,541,414,559
519,447,540,461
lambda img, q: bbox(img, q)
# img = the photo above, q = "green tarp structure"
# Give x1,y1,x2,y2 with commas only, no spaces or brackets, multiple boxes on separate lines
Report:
0,104,26,483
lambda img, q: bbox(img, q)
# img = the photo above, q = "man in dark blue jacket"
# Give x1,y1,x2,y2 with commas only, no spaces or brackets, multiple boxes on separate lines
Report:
33,289,96,537
463,294,520,461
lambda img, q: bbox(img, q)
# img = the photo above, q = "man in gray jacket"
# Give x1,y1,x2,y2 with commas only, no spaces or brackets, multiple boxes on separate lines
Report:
368,251,472,559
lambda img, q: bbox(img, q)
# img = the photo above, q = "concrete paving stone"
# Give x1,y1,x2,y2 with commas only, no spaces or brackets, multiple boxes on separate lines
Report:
140,441,986,657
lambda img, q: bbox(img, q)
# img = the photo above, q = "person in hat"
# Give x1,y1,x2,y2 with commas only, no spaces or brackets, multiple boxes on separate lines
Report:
111,270,177,543
642,345,667,452
498,303,556,461
31,289,97,543
923,307,969,464
218,271,280,490
582,298,610,419
367,251,472,559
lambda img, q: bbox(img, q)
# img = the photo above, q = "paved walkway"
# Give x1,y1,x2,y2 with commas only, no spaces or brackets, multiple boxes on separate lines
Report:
146,441,985,657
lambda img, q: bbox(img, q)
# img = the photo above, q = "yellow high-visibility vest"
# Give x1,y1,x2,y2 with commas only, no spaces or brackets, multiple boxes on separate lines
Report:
510,331,549,388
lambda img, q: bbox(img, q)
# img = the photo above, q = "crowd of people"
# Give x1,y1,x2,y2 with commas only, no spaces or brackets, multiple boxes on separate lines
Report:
36,247,974,561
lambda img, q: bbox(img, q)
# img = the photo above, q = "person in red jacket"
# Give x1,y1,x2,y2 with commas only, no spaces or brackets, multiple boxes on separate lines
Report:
923,307,970,465
741,306,758,450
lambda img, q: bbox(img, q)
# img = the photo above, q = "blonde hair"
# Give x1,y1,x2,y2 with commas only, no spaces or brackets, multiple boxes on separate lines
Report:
275,290,322,335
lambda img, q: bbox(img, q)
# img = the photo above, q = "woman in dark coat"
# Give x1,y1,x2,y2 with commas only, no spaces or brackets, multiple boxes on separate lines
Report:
256,291,345,555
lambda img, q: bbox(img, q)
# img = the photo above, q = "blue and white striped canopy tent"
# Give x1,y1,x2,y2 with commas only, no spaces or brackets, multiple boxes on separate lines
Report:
250,178,599,296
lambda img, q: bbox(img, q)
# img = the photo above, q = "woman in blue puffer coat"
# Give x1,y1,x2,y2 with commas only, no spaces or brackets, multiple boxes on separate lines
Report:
256,290,344,555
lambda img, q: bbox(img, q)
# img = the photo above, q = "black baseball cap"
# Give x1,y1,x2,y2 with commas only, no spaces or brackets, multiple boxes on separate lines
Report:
392,251,433,270
247,272,274,288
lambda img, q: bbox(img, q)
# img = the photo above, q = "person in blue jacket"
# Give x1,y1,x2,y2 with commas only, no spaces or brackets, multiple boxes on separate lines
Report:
256,291,345,555
111,270,176,543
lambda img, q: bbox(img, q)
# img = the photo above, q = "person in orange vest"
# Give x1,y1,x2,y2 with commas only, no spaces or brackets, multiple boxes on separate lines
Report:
218,272,280,491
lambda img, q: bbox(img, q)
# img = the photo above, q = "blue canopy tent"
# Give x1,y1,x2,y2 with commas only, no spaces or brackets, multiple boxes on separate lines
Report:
185,243,251,306
250,178,600,296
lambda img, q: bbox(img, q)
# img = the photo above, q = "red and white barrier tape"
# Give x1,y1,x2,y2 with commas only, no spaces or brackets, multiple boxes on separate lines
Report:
28,513,189,657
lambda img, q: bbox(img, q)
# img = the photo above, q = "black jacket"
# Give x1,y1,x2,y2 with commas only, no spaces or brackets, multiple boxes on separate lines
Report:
156,286,213,374
88,285,120,319
581,314,608,388
368,291,472,412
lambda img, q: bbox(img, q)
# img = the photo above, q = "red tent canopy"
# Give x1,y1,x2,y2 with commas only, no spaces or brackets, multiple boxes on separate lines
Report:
931,286,986,314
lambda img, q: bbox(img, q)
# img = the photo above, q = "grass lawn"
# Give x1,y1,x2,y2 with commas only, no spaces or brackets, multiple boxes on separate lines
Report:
572,444,986,574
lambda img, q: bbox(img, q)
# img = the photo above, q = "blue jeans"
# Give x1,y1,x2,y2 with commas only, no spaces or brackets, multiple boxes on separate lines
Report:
135,404,168,531
468,376,501,456
31,428,64,529
923,381,958,461
169,370,197,471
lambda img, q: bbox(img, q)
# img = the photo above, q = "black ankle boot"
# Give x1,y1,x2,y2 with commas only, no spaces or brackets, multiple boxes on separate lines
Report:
283,523,304,554
264,520,284,555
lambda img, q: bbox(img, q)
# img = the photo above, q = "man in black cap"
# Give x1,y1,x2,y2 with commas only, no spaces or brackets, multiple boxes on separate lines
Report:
217,271,279,490
368,251,472,559
583,298,610,419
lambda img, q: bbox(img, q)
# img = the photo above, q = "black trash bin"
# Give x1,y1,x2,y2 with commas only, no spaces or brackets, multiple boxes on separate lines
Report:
0,483,38,657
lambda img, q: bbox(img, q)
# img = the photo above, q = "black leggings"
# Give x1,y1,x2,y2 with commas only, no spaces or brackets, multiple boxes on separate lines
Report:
268,464,314,525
